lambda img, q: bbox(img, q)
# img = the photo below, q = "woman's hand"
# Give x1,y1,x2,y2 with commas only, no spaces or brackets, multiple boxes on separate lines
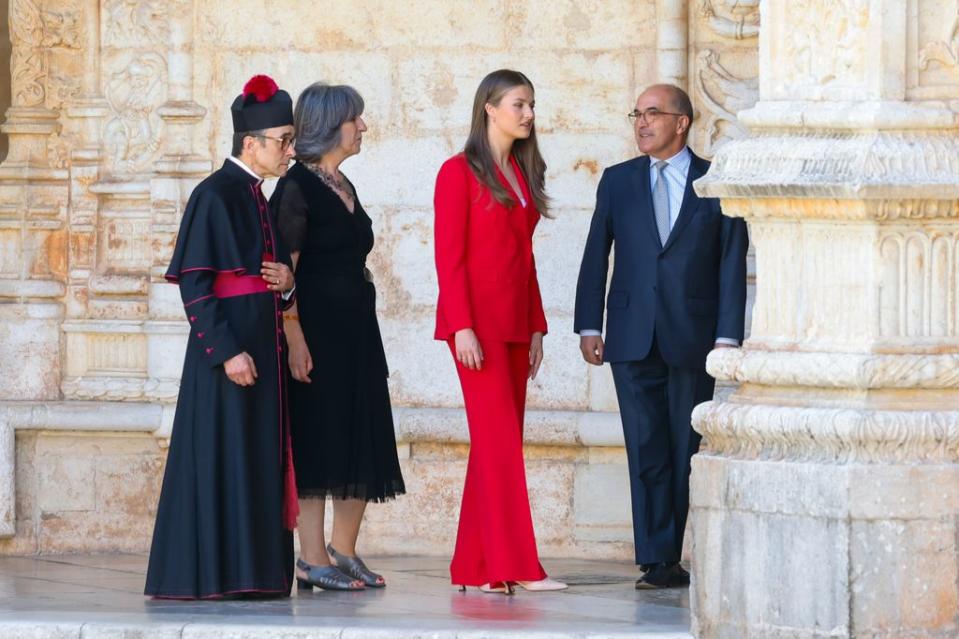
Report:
529,332,544,380
287,330,313,383
454,328,484,371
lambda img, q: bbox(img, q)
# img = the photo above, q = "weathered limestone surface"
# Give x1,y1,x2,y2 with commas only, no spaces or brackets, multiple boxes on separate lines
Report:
0,0,766,564
690,1,959,637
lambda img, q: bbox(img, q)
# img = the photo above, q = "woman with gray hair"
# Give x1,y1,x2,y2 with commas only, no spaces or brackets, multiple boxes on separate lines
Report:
272,82,405,592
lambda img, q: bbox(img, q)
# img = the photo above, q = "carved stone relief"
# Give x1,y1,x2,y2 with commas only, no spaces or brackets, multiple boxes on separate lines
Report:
704,132,959,196
103,54,167,173
9,0,80,108
919,3,959,72
103,0,170,47
699,0,759,40
695,399,959,463
99,217,152,270
878,230,959,340
695,50,758,155
780,0,869,90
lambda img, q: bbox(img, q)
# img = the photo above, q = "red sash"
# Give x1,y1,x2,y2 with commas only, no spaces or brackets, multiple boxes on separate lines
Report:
212,273,270,299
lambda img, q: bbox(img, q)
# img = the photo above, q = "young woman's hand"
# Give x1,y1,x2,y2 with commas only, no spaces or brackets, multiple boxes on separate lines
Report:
529,332,544,380
454,328,484,371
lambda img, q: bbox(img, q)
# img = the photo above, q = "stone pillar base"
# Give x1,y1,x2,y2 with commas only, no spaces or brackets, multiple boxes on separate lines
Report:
691,453,959,638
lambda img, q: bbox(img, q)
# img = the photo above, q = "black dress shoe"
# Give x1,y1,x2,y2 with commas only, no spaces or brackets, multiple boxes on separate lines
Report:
635,563,687,589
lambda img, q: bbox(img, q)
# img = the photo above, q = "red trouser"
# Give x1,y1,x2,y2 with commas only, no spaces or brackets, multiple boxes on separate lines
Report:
448,339,547,585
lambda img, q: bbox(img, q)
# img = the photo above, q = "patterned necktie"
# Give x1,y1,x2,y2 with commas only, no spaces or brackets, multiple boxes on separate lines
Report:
652,160,670,246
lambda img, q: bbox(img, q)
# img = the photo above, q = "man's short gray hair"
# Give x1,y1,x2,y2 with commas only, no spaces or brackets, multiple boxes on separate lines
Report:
293,82,365,163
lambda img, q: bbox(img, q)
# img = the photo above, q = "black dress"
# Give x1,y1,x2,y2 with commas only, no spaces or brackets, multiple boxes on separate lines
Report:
146,160,296,599
272,162,405,502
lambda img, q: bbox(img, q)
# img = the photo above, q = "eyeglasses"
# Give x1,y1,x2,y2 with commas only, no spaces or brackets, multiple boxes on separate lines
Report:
255,134,296,151
627,108,685,124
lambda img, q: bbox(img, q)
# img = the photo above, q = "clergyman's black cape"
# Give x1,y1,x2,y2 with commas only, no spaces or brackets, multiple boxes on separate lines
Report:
145,159,296,599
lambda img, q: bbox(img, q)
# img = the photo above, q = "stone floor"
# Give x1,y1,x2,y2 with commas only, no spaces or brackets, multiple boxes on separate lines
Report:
0,553,691,638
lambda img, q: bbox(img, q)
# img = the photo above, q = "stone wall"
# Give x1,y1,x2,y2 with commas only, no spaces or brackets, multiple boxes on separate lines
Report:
0,0,760,558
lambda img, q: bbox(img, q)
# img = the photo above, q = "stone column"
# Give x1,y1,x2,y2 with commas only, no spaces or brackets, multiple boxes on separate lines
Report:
148,0,209,414
0,0,76,401
655,0,688,87
690,1,959,637
61,0,207,405
64,0,108,322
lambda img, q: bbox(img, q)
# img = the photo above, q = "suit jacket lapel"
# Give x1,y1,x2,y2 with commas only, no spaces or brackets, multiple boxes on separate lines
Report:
629,155,662,248
662,151,705,253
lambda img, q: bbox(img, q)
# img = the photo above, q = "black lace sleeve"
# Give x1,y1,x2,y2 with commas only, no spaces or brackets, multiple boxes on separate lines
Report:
274,176,309,253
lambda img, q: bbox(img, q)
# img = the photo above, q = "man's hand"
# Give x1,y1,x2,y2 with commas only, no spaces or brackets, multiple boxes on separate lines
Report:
224,352,257,386
262,261,294,293
713,342,736,350
580,334,604,366
454,328,484,371
529,332,544,380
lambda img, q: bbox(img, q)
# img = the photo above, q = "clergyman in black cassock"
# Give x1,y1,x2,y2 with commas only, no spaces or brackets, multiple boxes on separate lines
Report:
145,75,300,599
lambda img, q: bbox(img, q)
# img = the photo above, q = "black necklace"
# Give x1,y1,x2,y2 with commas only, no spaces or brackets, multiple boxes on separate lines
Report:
306,163,355,201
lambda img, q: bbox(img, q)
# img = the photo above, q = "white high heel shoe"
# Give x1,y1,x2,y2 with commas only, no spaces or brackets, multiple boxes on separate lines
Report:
515,577,568,591
456,582,515,595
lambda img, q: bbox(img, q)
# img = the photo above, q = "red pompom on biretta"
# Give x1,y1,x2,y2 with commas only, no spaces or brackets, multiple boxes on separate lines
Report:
242,75,279,103
231,75,292,132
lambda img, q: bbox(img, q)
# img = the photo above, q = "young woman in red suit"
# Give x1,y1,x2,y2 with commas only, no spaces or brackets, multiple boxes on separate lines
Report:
433,69,567,594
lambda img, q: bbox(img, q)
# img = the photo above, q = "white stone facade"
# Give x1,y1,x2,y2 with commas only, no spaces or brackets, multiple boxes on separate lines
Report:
0,0,764,559
9,2,958,637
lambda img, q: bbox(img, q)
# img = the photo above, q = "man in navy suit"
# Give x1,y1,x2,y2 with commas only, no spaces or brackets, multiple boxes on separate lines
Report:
574,84,748,589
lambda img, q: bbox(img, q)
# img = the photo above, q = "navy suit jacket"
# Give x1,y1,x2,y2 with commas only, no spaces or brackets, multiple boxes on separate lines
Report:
573,149,748,370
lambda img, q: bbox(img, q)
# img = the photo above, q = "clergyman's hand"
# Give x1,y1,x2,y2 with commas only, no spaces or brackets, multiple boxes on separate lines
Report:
262,261,294,293
579,334,604,366
224,352,258,386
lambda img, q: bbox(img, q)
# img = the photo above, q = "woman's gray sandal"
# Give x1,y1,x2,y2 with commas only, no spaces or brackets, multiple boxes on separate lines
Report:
296,558,365,591
327,543,386,588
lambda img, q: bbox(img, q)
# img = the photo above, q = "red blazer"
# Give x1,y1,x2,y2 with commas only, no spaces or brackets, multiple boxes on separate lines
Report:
433,153,548,342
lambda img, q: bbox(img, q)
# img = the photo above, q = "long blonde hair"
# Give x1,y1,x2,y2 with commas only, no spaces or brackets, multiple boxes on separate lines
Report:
463,69,550,217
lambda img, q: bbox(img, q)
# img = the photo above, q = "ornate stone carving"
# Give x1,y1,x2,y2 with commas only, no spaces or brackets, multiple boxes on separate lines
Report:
38,8,80,48
873,199,959,220
708,348,959,390
103,54,167,172
695,50,758,155
919,4,959,71
103,0,170,46
701,132,959,199
877,229,959,340
699,0,759,39
720,198,959,221
695,400,959,463
781,0,869,89
99,218,153,269
49,72,81,108
61,377,179,402
9,0,81,108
